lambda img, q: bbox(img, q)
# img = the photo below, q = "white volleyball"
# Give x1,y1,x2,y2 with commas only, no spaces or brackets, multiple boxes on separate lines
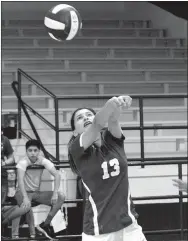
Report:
44,4,82,41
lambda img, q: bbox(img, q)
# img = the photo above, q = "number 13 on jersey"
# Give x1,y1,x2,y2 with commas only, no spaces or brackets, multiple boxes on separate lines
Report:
101,158,120,180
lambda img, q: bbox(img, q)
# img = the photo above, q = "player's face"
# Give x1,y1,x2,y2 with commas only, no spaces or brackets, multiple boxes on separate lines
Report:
26,146,40,163
74,109,95,135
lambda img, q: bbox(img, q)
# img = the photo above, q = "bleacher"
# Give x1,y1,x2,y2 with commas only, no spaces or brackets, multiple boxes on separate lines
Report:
2,19,187,163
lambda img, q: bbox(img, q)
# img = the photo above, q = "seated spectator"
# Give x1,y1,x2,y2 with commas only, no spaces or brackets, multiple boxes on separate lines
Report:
1,128,15,238
3,169,36,239
2,139,65,240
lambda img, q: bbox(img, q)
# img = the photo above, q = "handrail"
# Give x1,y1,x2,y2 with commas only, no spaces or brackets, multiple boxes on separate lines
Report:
17,68,56,98
11,81,56,162
55,93,188,99
3,160,188,170
16,68,60,161
59,125,188,131
12,87,56,131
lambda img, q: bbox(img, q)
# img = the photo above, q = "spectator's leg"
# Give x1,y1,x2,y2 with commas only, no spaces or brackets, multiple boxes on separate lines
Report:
12,217,21,238
1,182,8,205
3,206,17,220
33,191,65,226
25,210,36,237
1,183,8,237
2,190,32,224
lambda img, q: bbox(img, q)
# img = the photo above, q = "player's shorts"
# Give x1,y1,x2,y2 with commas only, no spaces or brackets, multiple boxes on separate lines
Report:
82,221,147,241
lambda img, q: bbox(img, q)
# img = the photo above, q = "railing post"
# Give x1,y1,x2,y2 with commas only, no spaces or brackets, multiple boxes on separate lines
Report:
55,98,60,163
139,97,145,168
17,70,22,138
178,163,184,240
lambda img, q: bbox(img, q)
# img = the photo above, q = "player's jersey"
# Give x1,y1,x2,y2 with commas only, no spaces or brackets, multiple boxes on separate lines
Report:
70,129,138,236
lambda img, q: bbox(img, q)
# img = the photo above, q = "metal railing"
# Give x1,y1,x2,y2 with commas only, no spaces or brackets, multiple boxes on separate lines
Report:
17,68,188,165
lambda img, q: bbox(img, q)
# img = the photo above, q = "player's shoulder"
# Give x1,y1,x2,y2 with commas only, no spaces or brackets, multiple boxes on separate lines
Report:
69,134,82,151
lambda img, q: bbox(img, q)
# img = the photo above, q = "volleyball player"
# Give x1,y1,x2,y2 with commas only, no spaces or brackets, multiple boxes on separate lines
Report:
68,96,147,241
2,139,65,240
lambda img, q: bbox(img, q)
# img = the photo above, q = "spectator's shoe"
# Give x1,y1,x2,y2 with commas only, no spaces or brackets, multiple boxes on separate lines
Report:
1,236,11,240
12,236,19,239
29,234,39,241
36,222,54,240
49,226,56,238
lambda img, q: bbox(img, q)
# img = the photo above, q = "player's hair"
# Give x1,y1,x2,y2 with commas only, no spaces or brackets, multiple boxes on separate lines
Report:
26,139,41,150
68,107,96,175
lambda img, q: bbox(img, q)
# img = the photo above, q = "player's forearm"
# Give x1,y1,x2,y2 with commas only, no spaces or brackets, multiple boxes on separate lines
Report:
94,99,117,130
53,172,61,193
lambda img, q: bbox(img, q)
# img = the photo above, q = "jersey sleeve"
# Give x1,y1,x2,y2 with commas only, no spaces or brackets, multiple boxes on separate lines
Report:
42,158,54,171
70,133,86,162
3,136,14,157
16,159,28,171
103,128,125,147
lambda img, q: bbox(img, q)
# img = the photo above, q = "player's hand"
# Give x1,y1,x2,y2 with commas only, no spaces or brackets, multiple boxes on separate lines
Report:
172,179,187,192
51,192,58,206
108,96,132,110
21,197,31,210
117,96,132,109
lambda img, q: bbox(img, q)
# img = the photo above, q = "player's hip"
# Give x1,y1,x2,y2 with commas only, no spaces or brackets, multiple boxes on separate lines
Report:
82,221,147,241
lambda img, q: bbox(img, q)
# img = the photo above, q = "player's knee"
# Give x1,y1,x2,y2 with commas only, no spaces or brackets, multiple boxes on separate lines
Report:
58,192,65,203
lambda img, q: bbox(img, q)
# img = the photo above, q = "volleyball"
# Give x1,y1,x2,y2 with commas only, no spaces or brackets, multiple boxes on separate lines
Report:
44,4,82,41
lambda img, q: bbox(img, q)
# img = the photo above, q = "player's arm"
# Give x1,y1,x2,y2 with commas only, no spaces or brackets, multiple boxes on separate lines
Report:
82,97,124,150
108,96,132,139
108,107,122,139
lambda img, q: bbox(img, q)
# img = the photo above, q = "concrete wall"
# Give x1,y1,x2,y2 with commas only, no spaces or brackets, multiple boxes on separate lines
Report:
121,2,187,38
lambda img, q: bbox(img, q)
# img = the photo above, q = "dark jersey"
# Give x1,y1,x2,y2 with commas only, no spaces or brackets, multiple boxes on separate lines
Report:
70,129,138,235
1,135,14,183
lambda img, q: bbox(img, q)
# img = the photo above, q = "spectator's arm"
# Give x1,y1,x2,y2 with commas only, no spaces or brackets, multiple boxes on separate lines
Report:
4,153,15,165
172,179,188,193
17,168,28,199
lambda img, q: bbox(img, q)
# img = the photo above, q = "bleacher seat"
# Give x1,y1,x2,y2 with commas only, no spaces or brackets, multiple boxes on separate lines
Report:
3,58,187,70
2,26,166,37
2,37,186,48
2,46,187,59
2,95,187,109
3,19,151,28
2,80,187,96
